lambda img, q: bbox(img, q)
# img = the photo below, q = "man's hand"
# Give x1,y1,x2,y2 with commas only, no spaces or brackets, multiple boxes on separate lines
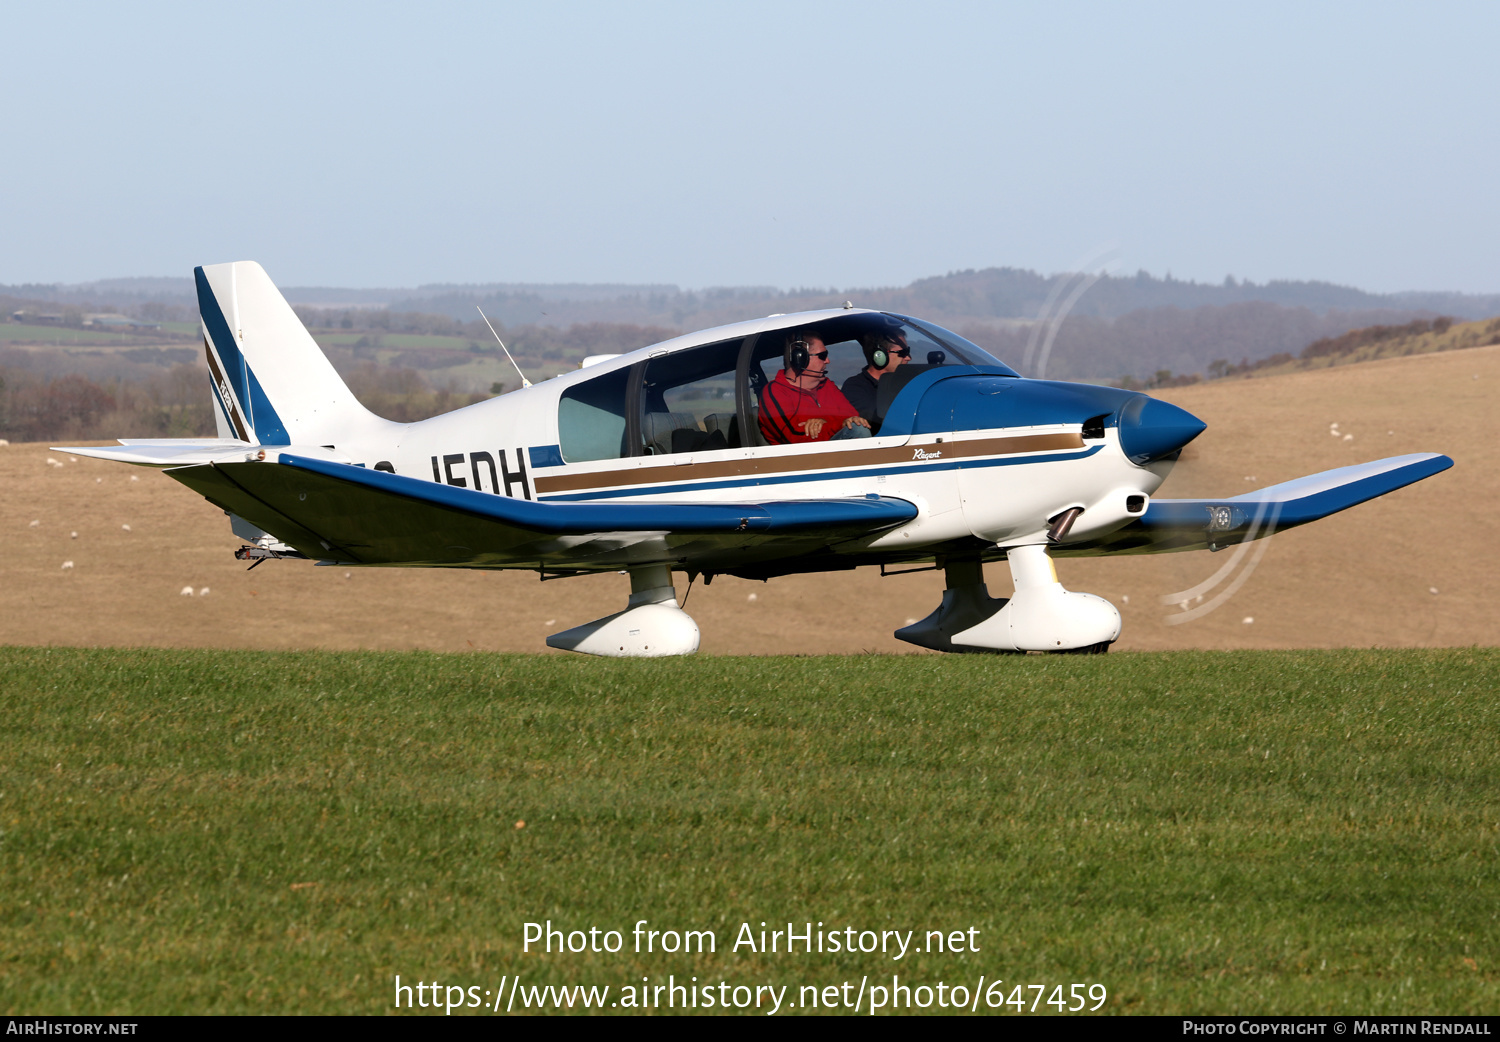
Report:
799,417,868,439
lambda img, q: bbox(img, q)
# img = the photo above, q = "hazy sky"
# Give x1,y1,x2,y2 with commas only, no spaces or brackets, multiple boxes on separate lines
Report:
3,2,1497,293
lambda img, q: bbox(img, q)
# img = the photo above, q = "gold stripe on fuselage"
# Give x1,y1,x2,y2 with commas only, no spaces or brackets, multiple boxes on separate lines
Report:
532,432,1085,495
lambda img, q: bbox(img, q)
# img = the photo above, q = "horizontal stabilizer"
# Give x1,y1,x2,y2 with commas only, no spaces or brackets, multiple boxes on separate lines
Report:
53,439,256,466
51,441,350,467
1060,453,1453,557
161,453,917,568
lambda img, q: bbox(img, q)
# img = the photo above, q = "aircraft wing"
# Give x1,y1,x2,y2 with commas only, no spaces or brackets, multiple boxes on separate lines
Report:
1057,453,1453,557
164,453,918,570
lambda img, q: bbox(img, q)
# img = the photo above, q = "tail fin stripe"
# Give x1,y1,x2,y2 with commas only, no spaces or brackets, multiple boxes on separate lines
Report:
203,335,251,441
195,267,290,445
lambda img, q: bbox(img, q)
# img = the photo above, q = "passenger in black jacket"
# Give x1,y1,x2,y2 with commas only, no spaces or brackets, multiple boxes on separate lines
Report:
840,331,911,433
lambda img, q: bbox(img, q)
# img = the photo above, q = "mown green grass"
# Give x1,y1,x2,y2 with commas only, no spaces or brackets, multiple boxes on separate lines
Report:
1,648,1496,1015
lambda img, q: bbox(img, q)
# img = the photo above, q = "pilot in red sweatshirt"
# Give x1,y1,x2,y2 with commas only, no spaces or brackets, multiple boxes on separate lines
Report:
759,331,872,444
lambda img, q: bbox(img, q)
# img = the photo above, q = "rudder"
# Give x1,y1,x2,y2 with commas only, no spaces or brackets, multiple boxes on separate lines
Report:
197,261,378,446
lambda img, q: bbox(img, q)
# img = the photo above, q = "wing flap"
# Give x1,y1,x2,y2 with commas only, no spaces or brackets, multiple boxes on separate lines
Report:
1058,453,1453,557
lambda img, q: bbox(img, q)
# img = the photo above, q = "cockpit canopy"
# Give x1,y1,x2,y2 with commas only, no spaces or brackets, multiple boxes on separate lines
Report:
557,312,1016,463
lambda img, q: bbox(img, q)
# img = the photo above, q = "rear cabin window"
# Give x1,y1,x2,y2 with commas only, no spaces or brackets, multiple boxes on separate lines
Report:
558,365,631,463
640,337,744,454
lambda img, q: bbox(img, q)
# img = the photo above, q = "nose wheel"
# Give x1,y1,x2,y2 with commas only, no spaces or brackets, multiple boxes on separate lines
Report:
1052,640,1113,655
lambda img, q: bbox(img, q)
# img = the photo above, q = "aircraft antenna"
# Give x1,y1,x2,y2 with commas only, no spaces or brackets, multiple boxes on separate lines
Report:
476,306,531,389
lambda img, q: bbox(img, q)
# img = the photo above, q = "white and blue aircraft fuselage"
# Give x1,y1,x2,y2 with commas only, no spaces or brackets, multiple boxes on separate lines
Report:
60,262,1453,656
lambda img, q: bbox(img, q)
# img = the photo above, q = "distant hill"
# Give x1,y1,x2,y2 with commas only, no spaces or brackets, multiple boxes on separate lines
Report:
9,267,1500,325
1227,315,1500,380
955,301,1455,383
6,267,1499,382
375,269,1500,330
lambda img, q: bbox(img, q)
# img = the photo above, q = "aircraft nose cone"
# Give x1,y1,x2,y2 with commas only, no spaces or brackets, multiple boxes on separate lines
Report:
1117,395,1207,465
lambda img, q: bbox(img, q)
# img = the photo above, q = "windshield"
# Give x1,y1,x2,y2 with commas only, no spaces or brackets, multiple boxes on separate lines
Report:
883,314,1017,374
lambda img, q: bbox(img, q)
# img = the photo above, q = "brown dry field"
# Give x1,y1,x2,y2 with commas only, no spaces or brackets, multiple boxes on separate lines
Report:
2,344,1495,654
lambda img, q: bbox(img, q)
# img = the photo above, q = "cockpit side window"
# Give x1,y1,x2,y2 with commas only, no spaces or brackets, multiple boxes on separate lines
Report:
640,337,745,454
745,314,1019,446
557,316,1017,463
746,333,868,444
558,364,632,463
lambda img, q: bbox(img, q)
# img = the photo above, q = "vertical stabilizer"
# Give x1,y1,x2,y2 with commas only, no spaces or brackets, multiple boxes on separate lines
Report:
196,261,378,446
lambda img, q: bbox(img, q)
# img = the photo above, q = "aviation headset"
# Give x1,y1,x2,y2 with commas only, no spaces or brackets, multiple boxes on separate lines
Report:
784,333,811,374
863,336,907,371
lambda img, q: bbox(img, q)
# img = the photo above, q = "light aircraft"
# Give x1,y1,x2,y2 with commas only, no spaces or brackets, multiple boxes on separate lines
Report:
60,261,1452,656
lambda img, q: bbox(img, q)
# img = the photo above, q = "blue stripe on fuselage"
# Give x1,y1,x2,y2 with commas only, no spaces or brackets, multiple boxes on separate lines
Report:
529,444,565,468
535,444,1103,502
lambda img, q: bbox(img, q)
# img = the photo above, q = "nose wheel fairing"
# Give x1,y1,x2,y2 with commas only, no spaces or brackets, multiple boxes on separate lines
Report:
894,558,1021,654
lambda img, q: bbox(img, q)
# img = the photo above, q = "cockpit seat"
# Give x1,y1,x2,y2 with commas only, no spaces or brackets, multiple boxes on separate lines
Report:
671,427,728,454
702,412,733,438
643,411,701,455
703,410,758,449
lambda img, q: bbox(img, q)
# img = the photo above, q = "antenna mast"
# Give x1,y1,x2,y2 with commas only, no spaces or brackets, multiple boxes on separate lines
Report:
476,306,531,389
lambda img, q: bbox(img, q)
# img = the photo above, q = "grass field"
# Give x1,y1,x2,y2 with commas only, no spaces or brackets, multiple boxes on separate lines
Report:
0,323,183,347
311,331,483,350
2,647,1496,1016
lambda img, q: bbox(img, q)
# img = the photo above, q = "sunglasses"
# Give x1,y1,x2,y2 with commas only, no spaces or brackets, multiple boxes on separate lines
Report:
892,348,911,358
808,350,829,361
